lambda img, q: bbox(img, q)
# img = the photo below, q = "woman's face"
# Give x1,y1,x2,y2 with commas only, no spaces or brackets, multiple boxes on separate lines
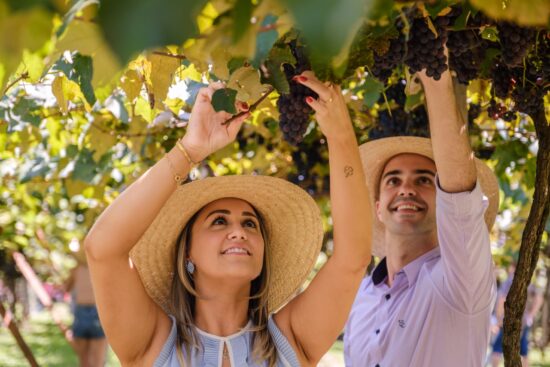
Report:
188,198,265,283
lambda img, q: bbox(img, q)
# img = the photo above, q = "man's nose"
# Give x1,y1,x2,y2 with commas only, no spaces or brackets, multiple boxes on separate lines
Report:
398,181,416,197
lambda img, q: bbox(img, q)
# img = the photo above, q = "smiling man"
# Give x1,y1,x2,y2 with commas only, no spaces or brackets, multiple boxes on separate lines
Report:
343,67,500,367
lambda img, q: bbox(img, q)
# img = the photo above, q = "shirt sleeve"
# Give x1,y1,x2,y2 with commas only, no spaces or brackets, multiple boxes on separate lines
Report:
431,178,497,314
343,321,353,367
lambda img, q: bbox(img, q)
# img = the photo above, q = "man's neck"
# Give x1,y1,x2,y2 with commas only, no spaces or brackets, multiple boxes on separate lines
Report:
384,232,437,287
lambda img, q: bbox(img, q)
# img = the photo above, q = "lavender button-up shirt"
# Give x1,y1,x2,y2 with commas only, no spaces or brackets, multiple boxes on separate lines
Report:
344,182,497,367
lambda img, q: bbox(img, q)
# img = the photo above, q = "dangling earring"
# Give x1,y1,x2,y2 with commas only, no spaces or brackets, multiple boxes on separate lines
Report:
185,260,195,275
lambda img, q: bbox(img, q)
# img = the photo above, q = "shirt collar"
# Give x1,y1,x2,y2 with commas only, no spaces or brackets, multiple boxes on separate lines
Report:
372,247,441,287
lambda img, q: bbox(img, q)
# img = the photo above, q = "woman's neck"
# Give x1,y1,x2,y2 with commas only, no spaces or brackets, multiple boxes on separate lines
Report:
193,278,251,336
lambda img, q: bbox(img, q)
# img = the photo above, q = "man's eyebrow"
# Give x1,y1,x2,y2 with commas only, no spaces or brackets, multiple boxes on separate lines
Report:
242,211,258,219
382,169,401,179
382,169,436,179
415,169,436,176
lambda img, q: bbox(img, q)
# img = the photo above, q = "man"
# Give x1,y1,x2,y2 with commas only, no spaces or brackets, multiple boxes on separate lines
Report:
344,65,500,367
490,264,545,367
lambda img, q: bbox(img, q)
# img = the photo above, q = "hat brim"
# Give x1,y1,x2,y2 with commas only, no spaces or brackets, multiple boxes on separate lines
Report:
130,175,324,314
359,137,499,258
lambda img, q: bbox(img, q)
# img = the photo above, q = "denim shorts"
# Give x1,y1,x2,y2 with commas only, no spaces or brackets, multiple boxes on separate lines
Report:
72,305,105,339
492,326,530,356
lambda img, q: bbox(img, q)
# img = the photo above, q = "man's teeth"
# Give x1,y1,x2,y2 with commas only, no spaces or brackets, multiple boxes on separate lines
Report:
397,204,419,211
223,248,249,255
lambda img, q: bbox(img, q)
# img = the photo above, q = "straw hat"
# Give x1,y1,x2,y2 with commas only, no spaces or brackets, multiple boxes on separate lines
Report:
359,136,499,258
130,175,324,314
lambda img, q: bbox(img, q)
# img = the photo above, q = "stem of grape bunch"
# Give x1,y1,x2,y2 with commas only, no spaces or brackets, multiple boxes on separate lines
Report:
222,86,275,126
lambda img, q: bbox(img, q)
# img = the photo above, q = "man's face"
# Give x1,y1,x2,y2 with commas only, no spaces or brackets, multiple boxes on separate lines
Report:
376,153,437,237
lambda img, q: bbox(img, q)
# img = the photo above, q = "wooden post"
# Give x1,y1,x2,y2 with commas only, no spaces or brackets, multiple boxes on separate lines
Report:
0,301,40,367
12,252,76,352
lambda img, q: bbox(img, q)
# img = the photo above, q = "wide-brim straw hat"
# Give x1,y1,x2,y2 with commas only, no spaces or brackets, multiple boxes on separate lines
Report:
359,136,499,258
130,175,324,314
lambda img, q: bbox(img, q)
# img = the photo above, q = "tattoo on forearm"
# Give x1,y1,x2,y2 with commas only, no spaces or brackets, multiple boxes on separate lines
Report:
344,165,354,178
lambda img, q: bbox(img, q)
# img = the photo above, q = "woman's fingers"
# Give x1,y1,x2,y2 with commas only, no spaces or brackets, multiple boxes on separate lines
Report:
226,112,250,138
197,81,226,102
293,71,333,102
235,100,250,113
305,96,328,115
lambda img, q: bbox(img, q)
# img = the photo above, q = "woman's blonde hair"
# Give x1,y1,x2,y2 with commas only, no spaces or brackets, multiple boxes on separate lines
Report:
168,206,277,367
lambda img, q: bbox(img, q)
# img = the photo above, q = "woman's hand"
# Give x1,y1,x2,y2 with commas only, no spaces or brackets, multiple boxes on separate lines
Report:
294,71,355,142
180,82,250,162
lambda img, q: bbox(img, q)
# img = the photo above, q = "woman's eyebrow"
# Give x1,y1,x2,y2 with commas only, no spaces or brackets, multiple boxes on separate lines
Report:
205,209,230,220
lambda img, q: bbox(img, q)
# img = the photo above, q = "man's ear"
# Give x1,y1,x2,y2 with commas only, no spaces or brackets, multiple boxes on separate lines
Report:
375,200,383,221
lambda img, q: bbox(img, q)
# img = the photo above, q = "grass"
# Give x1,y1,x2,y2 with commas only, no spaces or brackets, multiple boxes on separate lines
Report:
0,304,118,367
1,306,549,366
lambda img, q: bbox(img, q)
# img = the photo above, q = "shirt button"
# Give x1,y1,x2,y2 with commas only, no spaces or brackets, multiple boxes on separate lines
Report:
385,294,391,300
375,329,380,334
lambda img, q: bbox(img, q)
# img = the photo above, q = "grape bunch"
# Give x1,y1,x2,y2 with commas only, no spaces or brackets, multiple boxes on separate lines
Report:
490,62,516,99
447,11,489,85
487,99,516,121
404,11,453,80
497,21,536,67
371,23,406,83
277,41,318,145
384,79,407,107
369,83,429,140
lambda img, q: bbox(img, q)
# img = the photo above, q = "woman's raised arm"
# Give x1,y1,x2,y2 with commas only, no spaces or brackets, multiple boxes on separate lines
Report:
275,72,372,365
84,83,249,364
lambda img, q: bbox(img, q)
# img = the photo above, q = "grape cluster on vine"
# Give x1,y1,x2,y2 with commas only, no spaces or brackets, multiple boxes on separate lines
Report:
277,41,318,146
497,21,537,67
371,24,406,83
369,81,430,140
488,30,548,119
447,11,489,85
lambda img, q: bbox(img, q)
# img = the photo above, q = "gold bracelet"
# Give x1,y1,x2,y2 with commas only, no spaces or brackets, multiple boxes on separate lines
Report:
164,155,185,185
175,140,199,169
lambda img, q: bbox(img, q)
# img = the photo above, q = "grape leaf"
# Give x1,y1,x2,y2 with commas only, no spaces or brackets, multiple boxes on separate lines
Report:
212,88,237,114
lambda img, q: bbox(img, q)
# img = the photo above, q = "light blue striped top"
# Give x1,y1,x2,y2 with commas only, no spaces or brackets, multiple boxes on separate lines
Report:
154,316,300,367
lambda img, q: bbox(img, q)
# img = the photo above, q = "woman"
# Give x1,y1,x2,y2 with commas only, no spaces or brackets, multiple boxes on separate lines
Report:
64,250,108,367
85,72,372,366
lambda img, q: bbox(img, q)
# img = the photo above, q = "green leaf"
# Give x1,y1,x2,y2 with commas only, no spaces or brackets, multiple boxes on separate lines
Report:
470,0,550,26
73,54,96,105
361,76,384,108
227,66,266,101
211,88,237,114
279,0,367,63
232,0,253,43
404,92,423,112
481,27,499,42
263,60,289,95
252,14,278,68
98,0,208,63
53,19,121,87
9,96,41,130
52,52,96,105
19,157,49,183
56,0,99,38
424,2,453,18
72,148,97,183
